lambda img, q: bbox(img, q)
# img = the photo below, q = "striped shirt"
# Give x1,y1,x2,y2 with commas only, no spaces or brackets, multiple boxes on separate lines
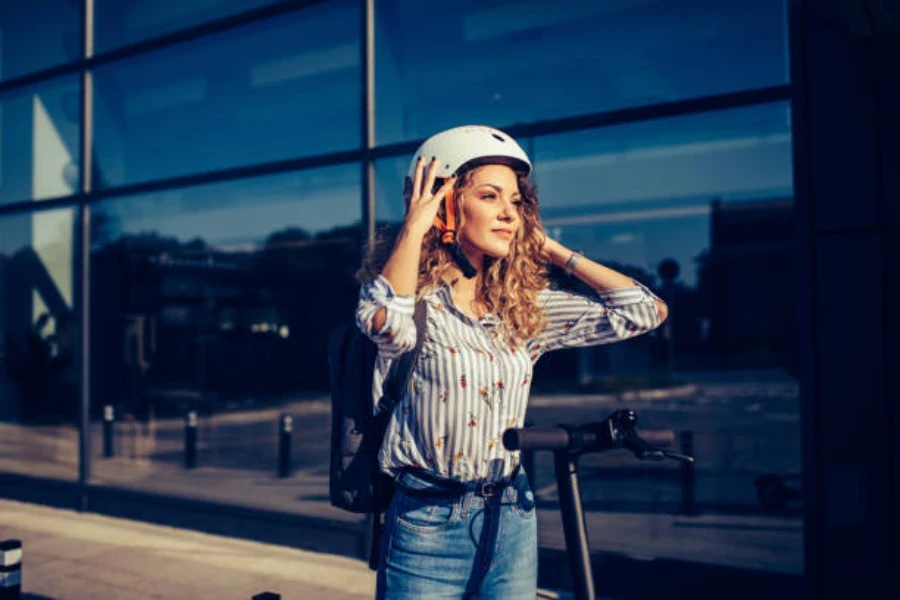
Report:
356,274,663,483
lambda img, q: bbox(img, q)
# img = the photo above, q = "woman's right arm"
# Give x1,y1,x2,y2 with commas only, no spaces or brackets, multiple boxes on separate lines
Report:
355,157,455,356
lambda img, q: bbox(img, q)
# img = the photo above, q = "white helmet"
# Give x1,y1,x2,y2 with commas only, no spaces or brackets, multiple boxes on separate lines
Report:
406,125,532,182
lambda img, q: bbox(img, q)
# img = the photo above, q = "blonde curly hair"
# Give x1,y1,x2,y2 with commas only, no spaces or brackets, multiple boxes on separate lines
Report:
361,165,550,348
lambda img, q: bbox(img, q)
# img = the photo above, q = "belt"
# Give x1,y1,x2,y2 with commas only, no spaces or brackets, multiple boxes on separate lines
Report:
396,464,521,500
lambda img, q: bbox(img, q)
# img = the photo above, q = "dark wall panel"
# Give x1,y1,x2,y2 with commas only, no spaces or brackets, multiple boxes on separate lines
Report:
807,26,879,232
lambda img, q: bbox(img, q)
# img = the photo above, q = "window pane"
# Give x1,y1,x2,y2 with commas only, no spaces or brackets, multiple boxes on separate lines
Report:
0,77,81,204
89,166,362,518
0,208,79,481
93,0,360,189
528,103,801,579
0,0,81,82
94,0,283,53
375,0,788,143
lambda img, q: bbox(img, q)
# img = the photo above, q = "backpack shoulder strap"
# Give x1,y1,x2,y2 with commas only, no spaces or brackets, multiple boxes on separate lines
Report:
380,301,426,413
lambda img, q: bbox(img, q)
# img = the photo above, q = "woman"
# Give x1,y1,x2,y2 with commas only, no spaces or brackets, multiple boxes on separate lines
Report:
356,125,667,599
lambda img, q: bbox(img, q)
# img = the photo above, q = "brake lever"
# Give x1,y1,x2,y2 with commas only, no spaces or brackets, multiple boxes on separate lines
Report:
661,449,694,463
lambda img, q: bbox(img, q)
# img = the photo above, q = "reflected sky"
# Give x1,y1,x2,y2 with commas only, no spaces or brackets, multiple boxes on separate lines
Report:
94,0,283,54
92,0,360,188
92,165,361,250
0,0,80,82
376,0,788,143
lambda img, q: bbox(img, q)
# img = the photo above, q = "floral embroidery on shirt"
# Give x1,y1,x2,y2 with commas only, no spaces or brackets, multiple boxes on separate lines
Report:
496,379,505,389
468,412,478,428
522,375,529,386
440,390,449,403
460,374,468,388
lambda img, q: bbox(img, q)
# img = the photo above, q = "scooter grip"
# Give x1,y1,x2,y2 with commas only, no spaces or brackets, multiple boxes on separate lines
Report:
503,427,570,451
638,429,675,447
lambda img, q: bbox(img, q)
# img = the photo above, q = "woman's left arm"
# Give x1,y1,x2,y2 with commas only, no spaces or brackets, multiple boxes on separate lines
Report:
543,237,669,323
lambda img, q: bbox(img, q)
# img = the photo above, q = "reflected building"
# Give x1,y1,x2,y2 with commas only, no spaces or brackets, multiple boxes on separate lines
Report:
702,197,795,369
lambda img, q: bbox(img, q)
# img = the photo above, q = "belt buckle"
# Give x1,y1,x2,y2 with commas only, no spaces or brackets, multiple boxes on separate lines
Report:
481,482,496,497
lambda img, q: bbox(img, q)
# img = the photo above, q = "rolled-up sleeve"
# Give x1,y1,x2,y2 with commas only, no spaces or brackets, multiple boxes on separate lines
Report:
355,275,417,359
530,280,663,357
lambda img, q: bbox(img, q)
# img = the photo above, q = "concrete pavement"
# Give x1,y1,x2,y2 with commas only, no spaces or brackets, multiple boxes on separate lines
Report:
0,498,375,599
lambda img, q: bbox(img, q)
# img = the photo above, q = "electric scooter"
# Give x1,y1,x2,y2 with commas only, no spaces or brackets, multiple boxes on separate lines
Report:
503,409,693,600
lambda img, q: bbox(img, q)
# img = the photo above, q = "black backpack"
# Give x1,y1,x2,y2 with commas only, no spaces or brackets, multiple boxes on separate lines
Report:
327,303,426,514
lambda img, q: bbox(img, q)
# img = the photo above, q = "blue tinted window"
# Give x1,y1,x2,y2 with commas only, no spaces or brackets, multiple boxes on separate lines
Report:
0,77,81,204
89,165,361,506
0,207,79,482
0,0,81,82
375,0,788,143
94,0,284,53
533,103,792,288
92,0,360,189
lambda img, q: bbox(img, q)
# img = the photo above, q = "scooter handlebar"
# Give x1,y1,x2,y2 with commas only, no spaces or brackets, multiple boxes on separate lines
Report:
502,410,692,463
502,427,568,452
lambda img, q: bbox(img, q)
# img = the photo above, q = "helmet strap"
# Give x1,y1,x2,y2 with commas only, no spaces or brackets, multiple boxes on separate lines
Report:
432,188,477,279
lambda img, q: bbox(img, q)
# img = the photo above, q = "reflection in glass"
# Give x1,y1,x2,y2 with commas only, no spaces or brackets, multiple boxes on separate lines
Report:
0,78,81,204
526,102,800,575
89,166,361,518
92,0,360,188
94,0,283,54
0,208,79,480
375,0,788,143
0,0,81,82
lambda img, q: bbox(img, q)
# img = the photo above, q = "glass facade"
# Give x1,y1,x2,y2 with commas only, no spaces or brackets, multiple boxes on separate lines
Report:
0,0,801,591
0,1,81,83
93,0,361,187
375,0,789,143
0,77,81,204
0,207,79,480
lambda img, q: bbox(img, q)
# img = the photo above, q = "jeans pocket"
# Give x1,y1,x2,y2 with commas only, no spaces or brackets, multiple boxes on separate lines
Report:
395,493,460,533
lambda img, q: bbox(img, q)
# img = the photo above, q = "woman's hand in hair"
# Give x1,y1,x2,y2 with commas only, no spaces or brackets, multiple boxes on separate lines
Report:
403,157,456,239
379,158,455,299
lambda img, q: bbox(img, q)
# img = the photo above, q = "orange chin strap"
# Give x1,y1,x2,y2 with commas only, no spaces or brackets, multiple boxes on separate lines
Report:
432,187,457,244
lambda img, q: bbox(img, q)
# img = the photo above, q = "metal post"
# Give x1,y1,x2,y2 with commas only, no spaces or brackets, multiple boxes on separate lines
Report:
680,431,696,515
0,539,22,600
361,0,376,250
77,0,96,514
277,414,292,478
184,411,197,469
103,405,114,458
553,451,594,600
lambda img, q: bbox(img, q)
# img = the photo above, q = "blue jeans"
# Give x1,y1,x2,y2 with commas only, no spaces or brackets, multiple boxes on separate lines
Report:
375,470,538,599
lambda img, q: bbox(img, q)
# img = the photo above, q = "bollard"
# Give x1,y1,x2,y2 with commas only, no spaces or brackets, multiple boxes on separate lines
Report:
522,419,536,489
184,410,197,469
277,414,293,478
680,431,696,515
0,539,22,600
103,405,115,458
252,593,280,600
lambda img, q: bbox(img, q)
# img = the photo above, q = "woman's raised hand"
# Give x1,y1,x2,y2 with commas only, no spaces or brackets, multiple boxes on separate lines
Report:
404,157,456,238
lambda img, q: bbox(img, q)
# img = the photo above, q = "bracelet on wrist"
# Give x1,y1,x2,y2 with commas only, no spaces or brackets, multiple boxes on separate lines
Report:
563,251,582,275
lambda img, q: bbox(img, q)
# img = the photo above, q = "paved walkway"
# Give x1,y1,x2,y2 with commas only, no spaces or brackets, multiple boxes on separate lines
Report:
0,498,375,600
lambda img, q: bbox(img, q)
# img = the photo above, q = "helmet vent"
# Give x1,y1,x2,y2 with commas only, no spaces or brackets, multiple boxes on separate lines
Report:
492,133,506,142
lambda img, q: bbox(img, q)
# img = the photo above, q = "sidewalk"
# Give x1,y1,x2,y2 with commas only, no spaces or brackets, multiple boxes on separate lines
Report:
0,498,375,600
